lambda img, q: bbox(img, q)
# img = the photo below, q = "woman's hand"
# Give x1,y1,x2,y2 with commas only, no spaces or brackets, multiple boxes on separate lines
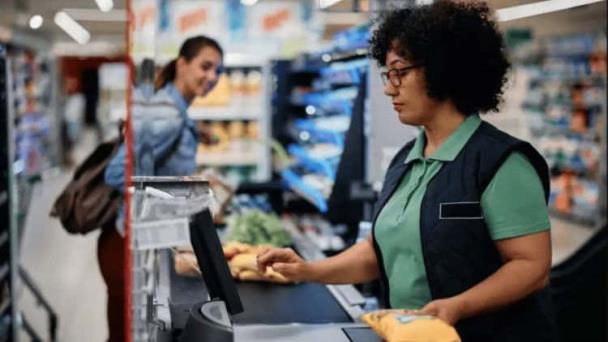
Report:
419,297,466,326
256,248,312,282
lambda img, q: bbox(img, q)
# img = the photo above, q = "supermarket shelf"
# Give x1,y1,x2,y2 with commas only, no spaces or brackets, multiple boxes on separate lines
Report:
289,69,320,76
0,264,8,283
288,145,338,179
189,106,265,121
196,151,260,167
155,53,265,68
549,208,596,228
530,125,602,144
281,169,328,213
530,74,606,83
0,298,9,317
549,164,597,178
0,232,7,248
324,48,368,63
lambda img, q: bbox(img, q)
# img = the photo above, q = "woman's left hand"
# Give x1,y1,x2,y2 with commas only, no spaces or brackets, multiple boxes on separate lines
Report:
419,297,466,326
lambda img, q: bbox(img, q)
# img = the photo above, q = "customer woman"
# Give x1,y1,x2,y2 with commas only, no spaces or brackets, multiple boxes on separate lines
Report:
102,35,223,341
257,2,555,341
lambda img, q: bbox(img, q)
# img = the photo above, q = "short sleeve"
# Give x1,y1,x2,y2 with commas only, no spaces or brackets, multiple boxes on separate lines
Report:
481,152,551,240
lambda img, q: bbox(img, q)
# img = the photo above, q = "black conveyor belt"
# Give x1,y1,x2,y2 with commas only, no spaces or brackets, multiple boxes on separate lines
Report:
343,327,383,342
169,258,352,329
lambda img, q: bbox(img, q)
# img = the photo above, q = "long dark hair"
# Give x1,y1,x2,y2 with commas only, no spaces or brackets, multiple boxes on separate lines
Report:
155,35,223,91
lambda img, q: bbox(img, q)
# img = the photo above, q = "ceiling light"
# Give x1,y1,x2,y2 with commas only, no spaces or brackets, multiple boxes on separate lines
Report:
95,0,114,12
29,15,43,30
318,0,343,9
54,11,90,45
241,0,259,5
496,0,605,22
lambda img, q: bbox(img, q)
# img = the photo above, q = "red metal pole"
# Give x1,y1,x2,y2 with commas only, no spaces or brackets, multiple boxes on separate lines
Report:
124,0,134,341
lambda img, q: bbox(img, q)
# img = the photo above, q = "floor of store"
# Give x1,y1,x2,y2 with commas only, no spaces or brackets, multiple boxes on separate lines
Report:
17,129,107,342
13,130,600,342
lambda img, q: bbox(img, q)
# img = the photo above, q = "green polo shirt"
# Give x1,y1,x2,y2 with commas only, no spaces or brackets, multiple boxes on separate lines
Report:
375,115,551,310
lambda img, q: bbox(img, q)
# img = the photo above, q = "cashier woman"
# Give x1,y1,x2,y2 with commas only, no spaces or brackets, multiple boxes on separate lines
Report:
103,36,223,341
257,1,555,341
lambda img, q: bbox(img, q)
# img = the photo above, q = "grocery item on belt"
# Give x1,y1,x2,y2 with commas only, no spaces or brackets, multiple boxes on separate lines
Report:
223,242,290,284
361,309,461,342
226,210,292,247
174,241,290,284
174,250,200,277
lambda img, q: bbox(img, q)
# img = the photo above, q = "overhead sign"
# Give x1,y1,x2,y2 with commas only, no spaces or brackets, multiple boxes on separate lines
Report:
248,2,304,39
132,0,156,60
173,2,223,37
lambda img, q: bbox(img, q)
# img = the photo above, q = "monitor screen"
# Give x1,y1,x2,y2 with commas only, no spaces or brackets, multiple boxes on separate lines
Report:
189,209,244,315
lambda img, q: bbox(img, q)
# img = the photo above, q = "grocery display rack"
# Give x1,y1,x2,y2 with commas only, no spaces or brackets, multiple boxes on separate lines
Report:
188,62,271,184
270,25,370,214
517,33,607,228
0,44,58,342
0,43,17,342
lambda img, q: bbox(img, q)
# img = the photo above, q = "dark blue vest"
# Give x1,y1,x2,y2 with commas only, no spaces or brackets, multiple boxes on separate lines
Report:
372,121,556,342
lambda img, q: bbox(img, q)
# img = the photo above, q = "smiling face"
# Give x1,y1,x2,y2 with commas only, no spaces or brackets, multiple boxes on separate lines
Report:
383,49,440,126
176,46,223,99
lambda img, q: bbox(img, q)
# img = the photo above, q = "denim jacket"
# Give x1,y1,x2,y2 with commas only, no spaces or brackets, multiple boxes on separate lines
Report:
104,83,198,233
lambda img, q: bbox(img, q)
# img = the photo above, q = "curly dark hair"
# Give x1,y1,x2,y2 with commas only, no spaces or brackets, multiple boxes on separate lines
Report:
369,0,510,115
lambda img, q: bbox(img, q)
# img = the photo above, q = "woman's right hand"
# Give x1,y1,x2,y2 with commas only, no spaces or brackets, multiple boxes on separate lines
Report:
256,248,312,282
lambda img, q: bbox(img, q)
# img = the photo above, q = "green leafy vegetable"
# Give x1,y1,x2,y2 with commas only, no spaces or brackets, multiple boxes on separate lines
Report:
226,210,291,247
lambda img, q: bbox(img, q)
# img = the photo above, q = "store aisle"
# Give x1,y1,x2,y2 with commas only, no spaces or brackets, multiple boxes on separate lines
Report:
17,128,107,341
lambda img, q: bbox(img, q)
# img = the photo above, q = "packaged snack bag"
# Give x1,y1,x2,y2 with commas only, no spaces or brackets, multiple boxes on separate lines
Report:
361,309,461,342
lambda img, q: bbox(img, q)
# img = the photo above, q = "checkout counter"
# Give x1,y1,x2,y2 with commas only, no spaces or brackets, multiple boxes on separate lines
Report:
134,177,382,342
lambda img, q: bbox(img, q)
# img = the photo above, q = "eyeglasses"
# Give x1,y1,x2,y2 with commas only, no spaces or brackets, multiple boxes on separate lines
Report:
380,65,422,87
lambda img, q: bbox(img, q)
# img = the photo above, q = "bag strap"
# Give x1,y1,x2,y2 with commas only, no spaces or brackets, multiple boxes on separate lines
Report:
117,119,125,142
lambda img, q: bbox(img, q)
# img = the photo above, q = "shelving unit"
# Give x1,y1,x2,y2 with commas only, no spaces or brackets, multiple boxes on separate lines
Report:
271,25,370,213
518,33,607,228
0,44,17,342
0,44,58,342
188,63,271,184
9,48,56,178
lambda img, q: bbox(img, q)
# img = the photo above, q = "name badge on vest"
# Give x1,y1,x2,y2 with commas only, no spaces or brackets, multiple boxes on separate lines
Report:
439,201,484,220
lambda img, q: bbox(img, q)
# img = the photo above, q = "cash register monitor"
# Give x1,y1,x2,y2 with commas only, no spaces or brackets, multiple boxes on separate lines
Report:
189,209,244,315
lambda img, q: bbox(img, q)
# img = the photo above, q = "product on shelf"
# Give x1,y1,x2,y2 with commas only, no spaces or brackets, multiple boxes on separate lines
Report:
230,69,246,99
245,70,263,97
246,121,259,140
517,33,606,226
192,73,231,107
190,64,269,184
227,120,245,139
270,25,371,212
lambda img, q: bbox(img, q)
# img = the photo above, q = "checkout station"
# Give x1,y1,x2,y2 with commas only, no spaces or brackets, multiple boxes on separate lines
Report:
129,177,382,342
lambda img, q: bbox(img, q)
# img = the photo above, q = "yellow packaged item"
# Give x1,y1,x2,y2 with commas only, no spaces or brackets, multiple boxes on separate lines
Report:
361,309,461,342
173,242,290,284
192,74,231,106
223,242,290,284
